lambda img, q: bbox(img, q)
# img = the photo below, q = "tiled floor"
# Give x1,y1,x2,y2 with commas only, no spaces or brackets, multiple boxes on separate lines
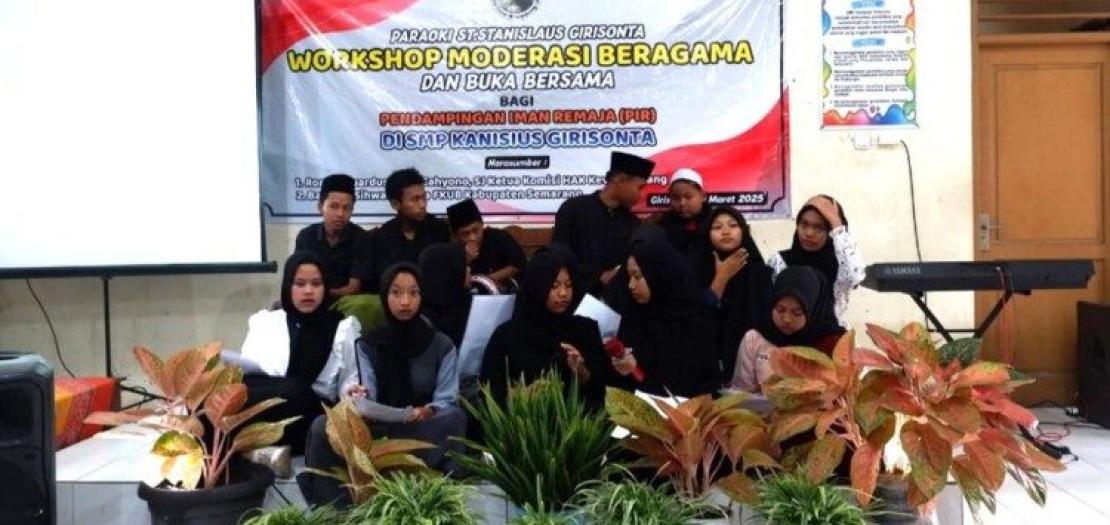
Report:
974,408,1110,524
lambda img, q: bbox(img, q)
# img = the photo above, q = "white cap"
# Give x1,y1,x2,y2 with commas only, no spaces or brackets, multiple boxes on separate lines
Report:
670,168,703,189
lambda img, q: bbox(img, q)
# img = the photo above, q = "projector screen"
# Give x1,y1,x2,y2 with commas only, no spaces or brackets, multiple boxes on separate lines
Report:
0,1,268,277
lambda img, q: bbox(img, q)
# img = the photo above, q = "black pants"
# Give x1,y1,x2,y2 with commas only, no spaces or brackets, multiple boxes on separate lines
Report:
242,374,324,456
297,406,468,507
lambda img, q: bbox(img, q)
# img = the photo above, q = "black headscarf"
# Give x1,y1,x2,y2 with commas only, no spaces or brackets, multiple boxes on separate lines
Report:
544,241,588,305
759,266,844,347
602,224,668,315
779,198,849,287
629,240,701,321
618,240,720,396
366,262,437,407
417,243,472,346
693,207,773,373
516,248,580,343
280,251,344,383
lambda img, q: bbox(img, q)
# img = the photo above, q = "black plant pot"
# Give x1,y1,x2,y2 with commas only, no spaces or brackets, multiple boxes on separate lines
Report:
137,460,274,525
872,475,932,525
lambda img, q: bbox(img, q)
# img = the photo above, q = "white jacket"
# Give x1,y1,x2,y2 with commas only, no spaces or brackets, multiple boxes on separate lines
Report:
237,309,361,402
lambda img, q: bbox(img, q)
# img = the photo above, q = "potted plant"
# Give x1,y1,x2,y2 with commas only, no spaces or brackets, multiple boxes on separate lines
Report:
574,474,724,524
603,387,781,522
84,343,299,525
751,472,874,525
304,397,434,504
342,471,478,524
763,324,1066,522
453,371,614,515
510,503,580,525
761,331,891,503
238,504,343,525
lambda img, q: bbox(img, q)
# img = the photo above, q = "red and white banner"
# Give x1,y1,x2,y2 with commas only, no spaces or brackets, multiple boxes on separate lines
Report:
260,0,789,219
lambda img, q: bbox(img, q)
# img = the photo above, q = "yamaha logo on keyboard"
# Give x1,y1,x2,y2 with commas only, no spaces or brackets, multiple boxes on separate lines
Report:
887,265,923,275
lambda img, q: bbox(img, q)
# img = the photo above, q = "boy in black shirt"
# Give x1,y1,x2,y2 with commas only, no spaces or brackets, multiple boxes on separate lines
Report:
446,198,526,292
366,168,450,292
294,173,371,299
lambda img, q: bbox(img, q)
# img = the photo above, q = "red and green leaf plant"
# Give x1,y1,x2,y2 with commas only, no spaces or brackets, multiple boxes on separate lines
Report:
605,387,780,505
859,323,1065,520
762,331,895,509
304,397,433,504
764,325,1065,520
85,343,299,489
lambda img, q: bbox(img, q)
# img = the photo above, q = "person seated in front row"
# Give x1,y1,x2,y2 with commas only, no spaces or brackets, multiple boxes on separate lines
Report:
301,263,465,506
294,173,372,300
234,251,361,454
727,265,846,396
366,168,450,292
767,195,864,328
552,151,654,296
609,239,721,398
656,168,711,257
446,198,526,293
689,206,773,380
480,247,609,408
418,242,473,347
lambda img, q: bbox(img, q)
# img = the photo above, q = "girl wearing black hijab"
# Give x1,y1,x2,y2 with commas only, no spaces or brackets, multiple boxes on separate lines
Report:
301,263,465,505
236,251,361,454
602,222,670,317
727,266,846,394
690,207,773,378
612,240,721,398
418,242,473,346
480,248,609,407
767,195,865,328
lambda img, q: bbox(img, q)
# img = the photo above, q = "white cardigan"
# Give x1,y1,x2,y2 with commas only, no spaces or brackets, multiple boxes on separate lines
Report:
237,309,361,403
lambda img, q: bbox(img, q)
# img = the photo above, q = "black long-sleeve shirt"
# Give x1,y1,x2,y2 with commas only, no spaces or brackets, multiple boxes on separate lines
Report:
552,191,640,294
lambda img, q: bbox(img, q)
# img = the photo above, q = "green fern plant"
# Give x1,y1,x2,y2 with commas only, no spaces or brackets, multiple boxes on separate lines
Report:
510,503,579,525
342,472,476,525
238,504,343,525
754,473,874,525
573,477,723,524
452,370,613,512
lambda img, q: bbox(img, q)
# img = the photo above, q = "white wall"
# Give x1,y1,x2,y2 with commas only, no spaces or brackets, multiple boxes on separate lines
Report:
0,0,973,382
774,0,975,340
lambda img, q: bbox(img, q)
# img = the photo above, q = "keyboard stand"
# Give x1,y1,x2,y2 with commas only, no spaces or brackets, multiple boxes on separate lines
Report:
906,289,1029,343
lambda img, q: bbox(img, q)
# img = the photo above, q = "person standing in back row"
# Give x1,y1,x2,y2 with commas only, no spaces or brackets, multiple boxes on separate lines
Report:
294,173,373,300
366,168,451,293
656,168,711,257
767,195,865,328
552,151,654,296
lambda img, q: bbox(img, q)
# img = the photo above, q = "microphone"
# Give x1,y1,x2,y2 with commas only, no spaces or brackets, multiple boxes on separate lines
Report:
604,338,644,383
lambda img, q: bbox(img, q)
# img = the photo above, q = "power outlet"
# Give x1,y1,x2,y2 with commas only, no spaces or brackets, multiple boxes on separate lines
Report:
851,132,878,150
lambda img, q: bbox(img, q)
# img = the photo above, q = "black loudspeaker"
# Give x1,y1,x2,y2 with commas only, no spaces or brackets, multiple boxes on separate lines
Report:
0,353,54,525
1077,302,1110,429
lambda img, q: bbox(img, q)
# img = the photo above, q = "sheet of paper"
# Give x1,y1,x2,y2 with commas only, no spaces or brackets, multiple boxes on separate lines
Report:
457,295,516,379
353,398,414,423
574,293,621,339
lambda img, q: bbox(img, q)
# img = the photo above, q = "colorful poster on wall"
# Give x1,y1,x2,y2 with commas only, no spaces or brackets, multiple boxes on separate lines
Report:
260,0,789,219
821,0,917,128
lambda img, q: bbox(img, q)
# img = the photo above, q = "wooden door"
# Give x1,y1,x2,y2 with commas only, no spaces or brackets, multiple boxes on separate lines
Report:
976,36,1110,405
